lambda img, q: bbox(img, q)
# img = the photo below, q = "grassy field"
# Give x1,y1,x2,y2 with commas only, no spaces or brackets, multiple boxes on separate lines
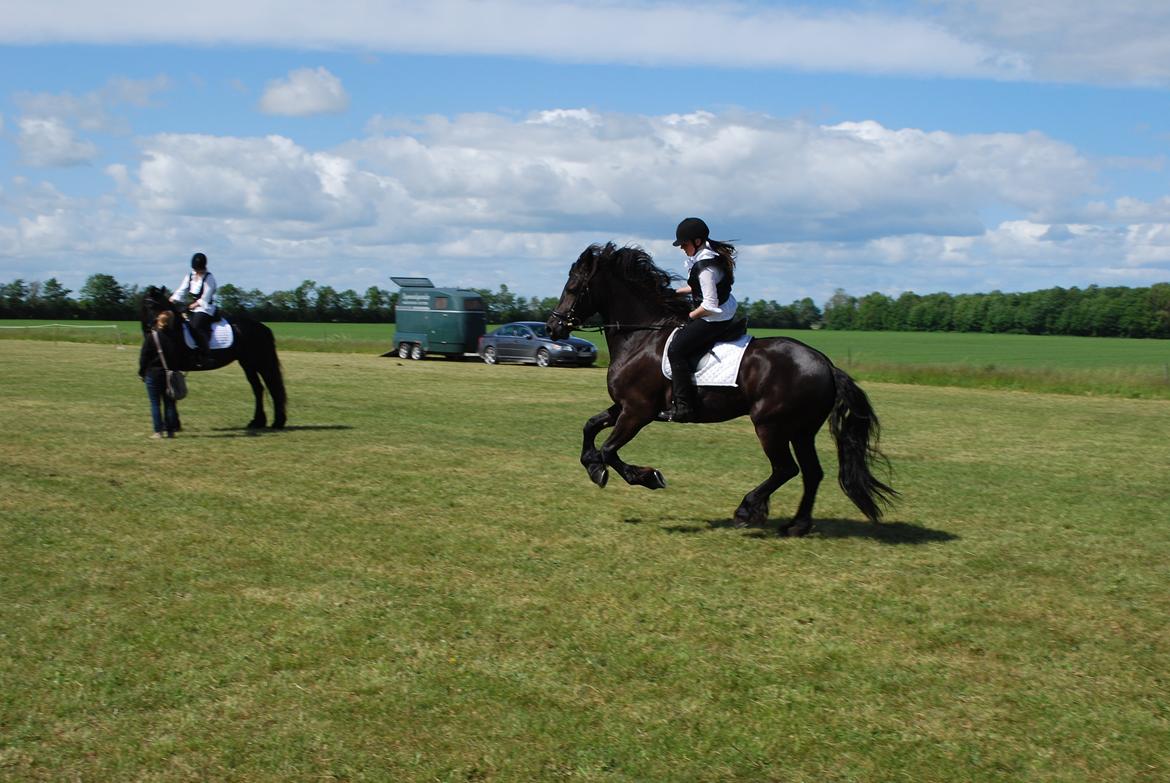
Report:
2,339,1168,781
3,318,1169,398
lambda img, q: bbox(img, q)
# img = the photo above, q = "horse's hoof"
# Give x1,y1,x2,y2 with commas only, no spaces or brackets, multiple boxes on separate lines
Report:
734,503,767,528
271,419,286,429
780,519,813,537
246,419,266,430
645,470,667,490
587,465,609,488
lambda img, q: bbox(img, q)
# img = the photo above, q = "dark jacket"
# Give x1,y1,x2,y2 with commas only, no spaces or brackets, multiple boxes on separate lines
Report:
686,256,734,308
139,329,181,381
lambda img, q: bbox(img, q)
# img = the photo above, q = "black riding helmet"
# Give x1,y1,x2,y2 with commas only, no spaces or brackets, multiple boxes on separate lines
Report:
673,217,710,247
191,252,208,271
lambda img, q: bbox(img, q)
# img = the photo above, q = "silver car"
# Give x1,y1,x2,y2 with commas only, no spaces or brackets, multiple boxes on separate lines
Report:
478,321,597,367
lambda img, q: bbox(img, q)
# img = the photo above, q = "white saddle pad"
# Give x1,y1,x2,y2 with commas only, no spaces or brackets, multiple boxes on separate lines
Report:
661,328,752,387
182,319,234,350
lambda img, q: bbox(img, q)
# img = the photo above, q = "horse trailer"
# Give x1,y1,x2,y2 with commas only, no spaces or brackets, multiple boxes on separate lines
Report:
391,277,487,360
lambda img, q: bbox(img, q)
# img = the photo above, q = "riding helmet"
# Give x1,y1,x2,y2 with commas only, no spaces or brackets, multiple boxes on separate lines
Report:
673,217,710,246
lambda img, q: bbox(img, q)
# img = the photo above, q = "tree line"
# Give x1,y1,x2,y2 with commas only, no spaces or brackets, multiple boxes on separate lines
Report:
0,274,824,329
1,273,1167,337
821,284,1170,338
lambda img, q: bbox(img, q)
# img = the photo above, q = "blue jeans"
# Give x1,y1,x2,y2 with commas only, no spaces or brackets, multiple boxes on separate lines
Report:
144,372,179,434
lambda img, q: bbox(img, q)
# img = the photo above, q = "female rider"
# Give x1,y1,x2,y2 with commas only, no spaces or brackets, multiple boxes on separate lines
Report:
170,252,217,368
666,217,738,422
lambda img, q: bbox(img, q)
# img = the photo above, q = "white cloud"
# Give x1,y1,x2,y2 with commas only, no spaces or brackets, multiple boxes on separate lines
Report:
6,1,1170,85
259,67,349,116
17,117,100,167
10,76,173,169
934,0,1170,86
16,75,170,133
2,107,1167,299
0,1,1019,80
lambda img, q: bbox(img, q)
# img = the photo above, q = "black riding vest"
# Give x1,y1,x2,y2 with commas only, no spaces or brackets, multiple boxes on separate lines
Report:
687,257,734,308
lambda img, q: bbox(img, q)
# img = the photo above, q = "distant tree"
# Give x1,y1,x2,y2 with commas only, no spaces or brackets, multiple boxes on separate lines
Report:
822,288,857,330
364,286,392,322
335,289,364,321
1147,283,1170,338
217,282,247,313
293,280,317,321
0,279,29,316
855,292,892,331
39,278,72,318
79,274,127,319
793,297,822,329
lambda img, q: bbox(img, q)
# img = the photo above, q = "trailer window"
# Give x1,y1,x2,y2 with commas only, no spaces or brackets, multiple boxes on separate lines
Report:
464,298,484,311
433,296,449,310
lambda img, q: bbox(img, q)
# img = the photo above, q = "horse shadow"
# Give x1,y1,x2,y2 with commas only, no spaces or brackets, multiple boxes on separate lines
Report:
643,516,957,544
203,424,355,438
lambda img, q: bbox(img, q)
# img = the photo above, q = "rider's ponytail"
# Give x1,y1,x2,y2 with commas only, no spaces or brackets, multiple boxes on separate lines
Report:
708,239,737,272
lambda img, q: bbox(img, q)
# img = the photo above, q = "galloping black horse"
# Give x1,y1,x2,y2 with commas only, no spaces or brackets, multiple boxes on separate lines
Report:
546,243,896,535
141,286,287,429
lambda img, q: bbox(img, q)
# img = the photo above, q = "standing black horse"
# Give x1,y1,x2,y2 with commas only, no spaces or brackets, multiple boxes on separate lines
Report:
546,243,896,535
141,286,287,429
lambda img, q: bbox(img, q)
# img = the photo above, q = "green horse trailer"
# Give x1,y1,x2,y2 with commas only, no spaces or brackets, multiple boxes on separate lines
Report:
391,277,487,360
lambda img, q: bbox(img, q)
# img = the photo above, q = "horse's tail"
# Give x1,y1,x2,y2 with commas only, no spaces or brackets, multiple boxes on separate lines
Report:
829,367,898,522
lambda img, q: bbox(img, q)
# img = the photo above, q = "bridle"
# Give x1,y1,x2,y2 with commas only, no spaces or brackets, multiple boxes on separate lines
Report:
549,275,590,331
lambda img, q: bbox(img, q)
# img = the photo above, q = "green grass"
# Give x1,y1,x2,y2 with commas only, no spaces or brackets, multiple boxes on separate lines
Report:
2,340,1168,781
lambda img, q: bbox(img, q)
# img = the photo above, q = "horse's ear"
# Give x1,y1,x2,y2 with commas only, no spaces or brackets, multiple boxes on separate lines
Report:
573,245,600,278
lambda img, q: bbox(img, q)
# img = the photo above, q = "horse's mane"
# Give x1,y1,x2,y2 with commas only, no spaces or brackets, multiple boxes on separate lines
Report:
584,243,691,320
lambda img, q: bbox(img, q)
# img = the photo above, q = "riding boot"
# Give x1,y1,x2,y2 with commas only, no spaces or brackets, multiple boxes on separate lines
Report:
669,374,700,423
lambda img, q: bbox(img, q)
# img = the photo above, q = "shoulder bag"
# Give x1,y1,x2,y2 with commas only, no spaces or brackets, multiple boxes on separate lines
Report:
152,331,188,400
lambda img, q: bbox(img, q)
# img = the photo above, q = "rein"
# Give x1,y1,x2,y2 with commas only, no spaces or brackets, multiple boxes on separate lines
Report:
577,322,672,333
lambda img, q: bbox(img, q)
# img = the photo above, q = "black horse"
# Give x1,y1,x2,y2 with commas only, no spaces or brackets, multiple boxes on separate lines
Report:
141,286,288,429
546,243,897,535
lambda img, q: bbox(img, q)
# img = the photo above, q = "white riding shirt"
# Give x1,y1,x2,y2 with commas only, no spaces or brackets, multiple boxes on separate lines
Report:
171,271,218,317
685,245,737,323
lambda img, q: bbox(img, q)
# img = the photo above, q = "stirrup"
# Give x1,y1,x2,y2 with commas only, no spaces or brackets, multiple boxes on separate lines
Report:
665,401,697,423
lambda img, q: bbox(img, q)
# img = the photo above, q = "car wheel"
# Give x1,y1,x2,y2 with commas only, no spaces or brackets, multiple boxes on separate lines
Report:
482,346,498,365
410,344,424,360
397,342,411,359
536,348,550,367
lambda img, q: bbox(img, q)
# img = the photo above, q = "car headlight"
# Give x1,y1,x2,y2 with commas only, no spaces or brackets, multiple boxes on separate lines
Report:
554,343,573,351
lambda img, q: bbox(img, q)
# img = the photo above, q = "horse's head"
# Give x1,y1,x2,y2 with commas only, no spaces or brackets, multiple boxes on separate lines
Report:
547,242,688,339
140,286,175,334
547,244,606,340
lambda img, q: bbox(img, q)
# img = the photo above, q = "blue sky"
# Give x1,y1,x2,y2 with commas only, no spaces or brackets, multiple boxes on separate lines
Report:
2,0,1169,306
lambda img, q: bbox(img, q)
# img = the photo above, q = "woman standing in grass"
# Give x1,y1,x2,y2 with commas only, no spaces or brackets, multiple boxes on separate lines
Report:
139,311,181,439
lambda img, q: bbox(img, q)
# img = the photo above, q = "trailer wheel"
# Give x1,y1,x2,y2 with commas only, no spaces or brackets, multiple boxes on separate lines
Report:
482,346,498,365
397,342,411,359
536,348,551,368
410,344,425,360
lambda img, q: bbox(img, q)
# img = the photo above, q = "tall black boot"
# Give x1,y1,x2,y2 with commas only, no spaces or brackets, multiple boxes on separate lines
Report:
669,374,699,423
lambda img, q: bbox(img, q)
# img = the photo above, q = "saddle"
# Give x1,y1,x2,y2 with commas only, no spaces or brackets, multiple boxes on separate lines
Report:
661,318,752,388
181,318,235,351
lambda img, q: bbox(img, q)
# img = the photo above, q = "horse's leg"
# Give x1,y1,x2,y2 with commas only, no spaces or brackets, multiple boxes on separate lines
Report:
782,432,824,537
600,410,667,490
258,357,287,429
734,419,799,529
582,404,620,487
241,361,267,429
